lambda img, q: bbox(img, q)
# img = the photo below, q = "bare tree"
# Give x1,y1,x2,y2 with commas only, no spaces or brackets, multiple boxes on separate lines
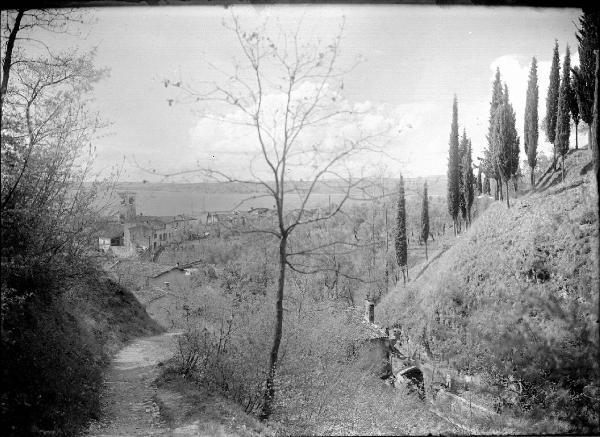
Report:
163,15,393,420
1,9,107,268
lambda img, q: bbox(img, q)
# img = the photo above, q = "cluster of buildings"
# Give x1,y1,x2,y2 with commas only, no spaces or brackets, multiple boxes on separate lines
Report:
96,191,198,256
95,191,336,257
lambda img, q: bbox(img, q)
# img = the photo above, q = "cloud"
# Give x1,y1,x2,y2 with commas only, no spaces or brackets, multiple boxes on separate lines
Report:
187,82,444,181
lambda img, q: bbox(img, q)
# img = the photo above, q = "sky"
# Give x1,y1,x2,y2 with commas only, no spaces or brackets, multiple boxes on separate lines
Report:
32,5,582,181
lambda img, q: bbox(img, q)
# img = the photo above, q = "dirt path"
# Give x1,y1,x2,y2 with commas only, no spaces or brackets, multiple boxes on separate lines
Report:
85,332,181,437
84,331,271,437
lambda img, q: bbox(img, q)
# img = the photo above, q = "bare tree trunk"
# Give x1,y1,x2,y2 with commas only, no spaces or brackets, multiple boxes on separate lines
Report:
0,9,25,126
505,180,510,208
562,155,565,182
530,166,535,190
592,50,599,288
575,121,578,150
260,235,287,421
425,239,428,261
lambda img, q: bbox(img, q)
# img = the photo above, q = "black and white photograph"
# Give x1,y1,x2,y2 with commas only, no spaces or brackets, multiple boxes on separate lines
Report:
1,1,599,435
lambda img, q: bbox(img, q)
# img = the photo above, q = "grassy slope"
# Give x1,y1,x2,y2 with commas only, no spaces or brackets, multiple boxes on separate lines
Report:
378,148,599,431
66,268,164,357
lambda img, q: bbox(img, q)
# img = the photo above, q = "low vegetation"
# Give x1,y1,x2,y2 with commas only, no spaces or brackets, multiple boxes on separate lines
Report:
1,262,162,436
379,149,599,433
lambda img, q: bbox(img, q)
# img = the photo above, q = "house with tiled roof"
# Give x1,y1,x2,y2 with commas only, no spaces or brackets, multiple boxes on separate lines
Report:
95,222,124,253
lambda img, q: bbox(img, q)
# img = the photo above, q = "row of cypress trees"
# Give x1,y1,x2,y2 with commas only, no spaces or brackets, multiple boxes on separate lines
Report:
460,10,598,214
447,96,476,229
479,69,520,208
545,9,598,182
524,11,598,189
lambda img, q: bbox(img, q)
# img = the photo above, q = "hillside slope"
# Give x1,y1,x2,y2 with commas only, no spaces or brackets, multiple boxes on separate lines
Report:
1,265,162,436
378,148,599,432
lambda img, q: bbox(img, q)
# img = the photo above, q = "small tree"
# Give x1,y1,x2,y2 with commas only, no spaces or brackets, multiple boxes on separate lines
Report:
447,96,460,234
556,45,572,181
524,57,539,188
546,40,561,164
395,174,408,284
420,181,429,261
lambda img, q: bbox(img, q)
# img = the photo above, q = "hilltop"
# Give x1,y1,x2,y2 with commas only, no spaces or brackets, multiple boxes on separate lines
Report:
378,148,599,432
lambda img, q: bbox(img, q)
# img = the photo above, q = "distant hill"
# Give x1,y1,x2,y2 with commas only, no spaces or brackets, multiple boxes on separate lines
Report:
115,174,447,197
378,148,599,433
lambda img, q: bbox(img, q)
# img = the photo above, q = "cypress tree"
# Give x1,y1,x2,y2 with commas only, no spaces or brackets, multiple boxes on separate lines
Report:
420,181,430,261
486,68,505,201
570,67,581,150
447,96,460,235
556,45,572,181
458,129,468,230
546,40,561,161
572,10,600,147
477,166,483,194
524,57,539,188
395,174,408,284
492,86,519,208
464,137,474,226
483,174,491,195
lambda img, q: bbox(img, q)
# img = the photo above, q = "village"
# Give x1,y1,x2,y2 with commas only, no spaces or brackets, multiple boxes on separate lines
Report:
2,4,598,436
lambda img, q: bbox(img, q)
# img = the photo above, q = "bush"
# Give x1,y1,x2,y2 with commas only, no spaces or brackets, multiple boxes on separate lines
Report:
171,285,272,415
1,276,104,436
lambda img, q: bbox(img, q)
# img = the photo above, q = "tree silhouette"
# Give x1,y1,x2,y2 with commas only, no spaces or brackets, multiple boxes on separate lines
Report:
524,57,539,188
556,45,572,181
420,181,429,261
447,96,460,234
395,174,408,284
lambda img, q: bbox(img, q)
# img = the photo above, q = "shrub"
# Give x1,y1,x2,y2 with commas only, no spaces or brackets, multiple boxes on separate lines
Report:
1,276,104,436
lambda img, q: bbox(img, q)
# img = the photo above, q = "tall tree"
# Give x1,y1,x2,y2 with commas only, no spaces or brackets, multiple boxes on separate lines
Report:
483,173,491,195
524,57,539,188
162,17,389,420
420,181,429,261
546,40,561,164
477,166,483,194
463,137,475,226
458,129,468,231
395,174,408,284
486,67,505,200
504,83,521,191
447,96,460,234
556,45,572,181
572,10,600,147
571,66,582,150
592,50,599,260
492,86,520,208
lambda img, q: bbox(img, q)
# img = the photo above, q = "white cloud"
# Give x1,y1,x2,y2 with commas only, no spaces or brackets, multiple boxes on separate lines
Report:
186,82,445,181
